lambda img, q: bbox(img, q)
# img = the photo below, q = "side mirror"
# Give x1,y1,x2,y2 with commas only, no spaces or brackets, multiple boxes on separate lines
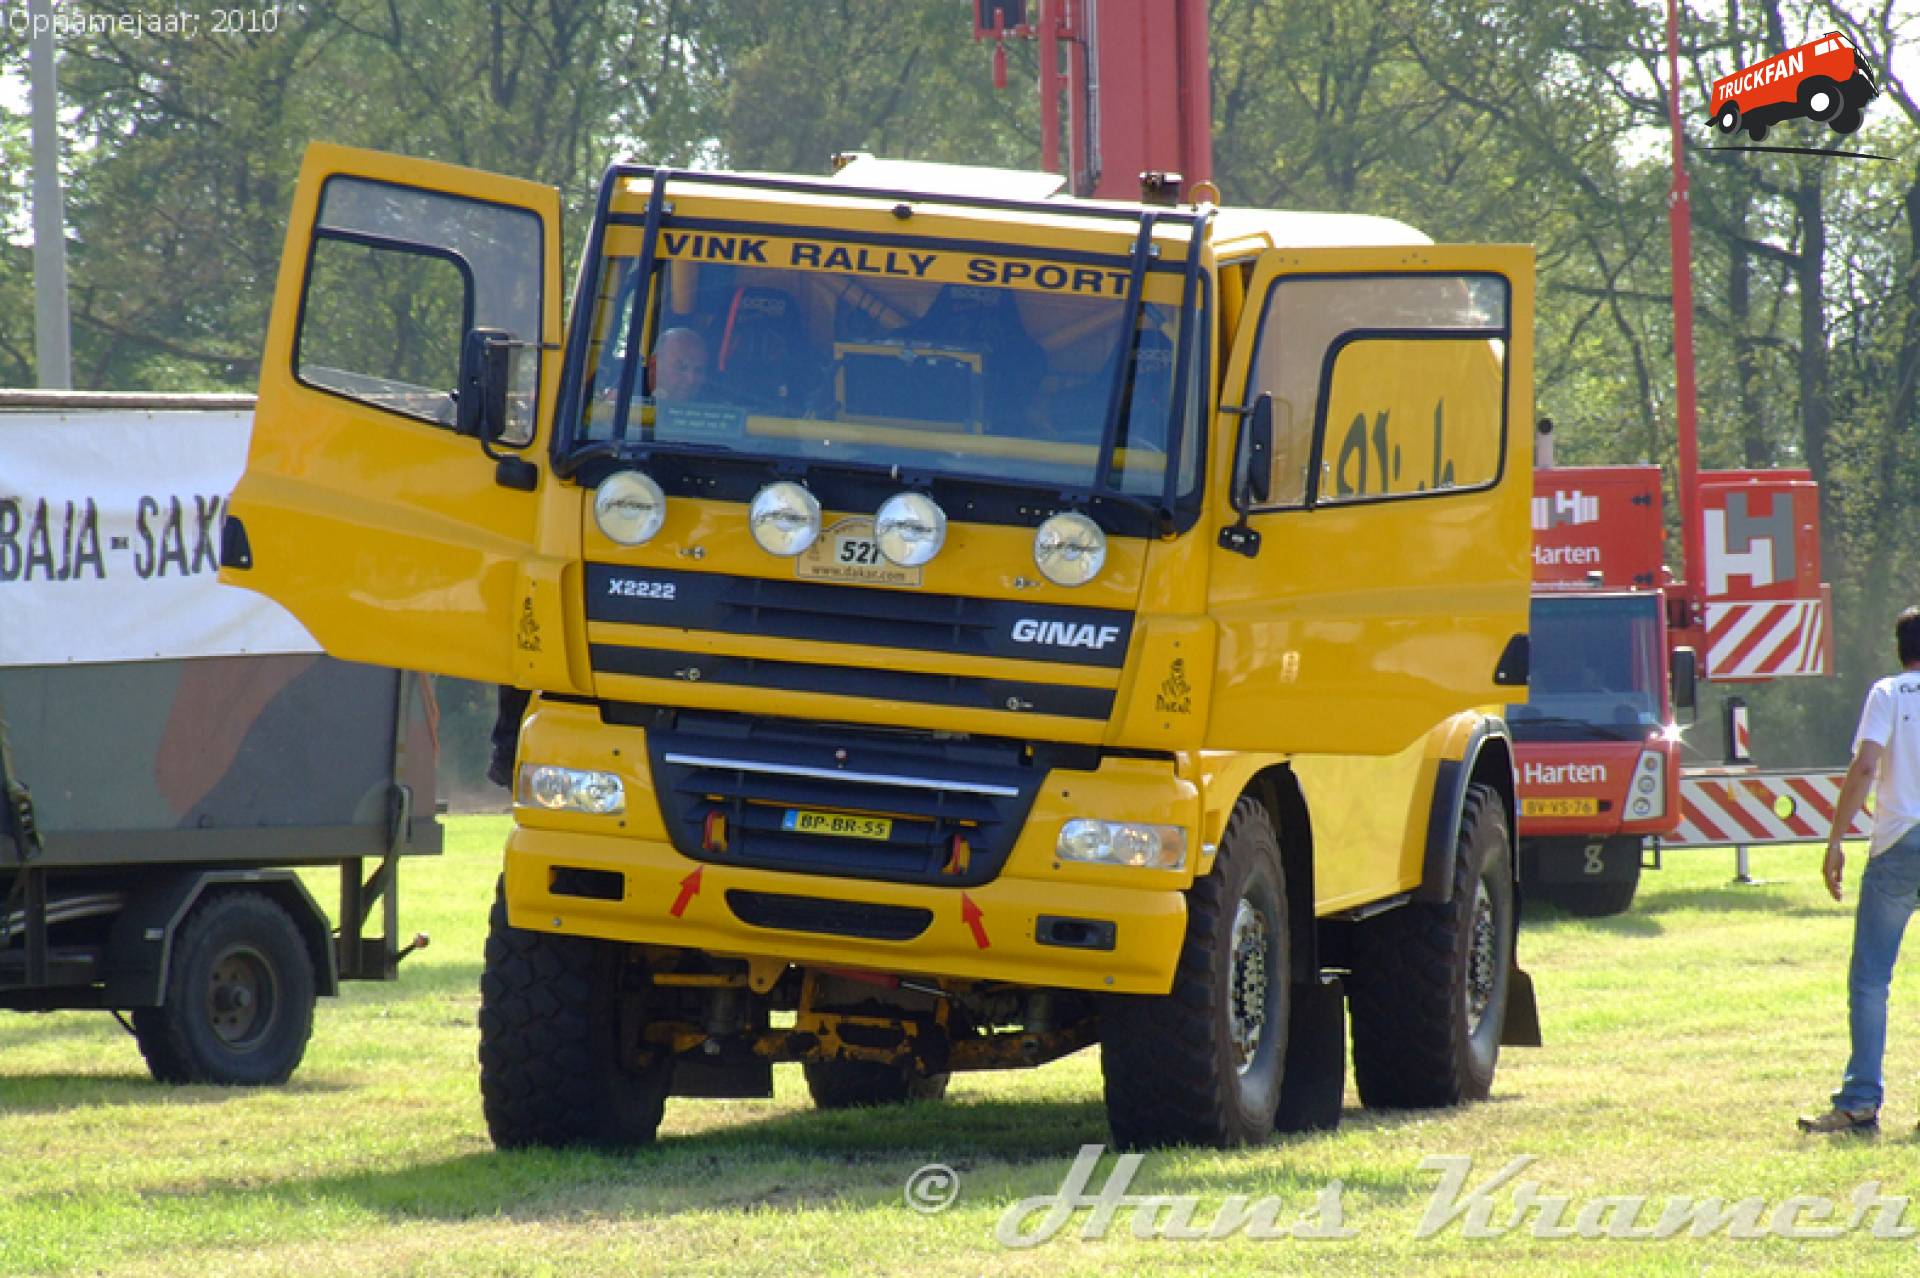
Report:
1670,646,1698,721
1218,393,1273,557
456,327,514,442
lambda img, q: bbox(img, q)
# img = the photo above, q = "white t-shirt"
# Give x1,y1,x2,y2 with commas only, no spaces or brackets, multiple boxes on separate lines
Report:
1854,669,1920,856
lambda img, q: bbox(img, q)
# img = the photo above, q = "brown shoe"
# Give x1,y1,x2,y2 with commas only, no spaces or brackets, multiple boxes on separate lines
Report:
1797,1107,1879,1135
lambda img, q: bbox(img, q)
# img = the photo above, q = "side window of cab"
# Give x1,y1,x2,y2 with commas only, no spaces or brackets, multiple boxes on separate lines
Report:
296,176,544,445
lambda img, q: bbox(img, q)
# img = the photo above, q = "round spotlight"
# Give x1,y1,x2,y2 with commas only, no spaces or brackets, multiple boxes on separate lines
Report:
749,481,821,557
874,492,947,567
1033,510,1107,587
593,470,667,546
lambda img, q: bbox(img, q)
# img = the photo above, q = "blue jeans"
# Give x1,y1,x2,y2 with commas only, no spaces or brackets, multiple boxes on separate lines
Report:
1834,828,1920,1112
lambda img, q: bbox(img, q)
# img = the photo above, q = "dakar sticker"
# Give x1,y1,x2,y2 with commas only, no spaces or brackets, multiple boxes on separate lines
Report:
517,597,543,653
795,516,922,587
1156,657,1192,715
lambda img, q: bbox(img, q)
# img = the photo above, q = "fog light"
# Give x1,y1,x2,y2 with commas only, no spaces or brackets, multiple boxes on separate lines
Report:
1033,511,1106,587
594,470,667,545
1056,819,1186,869
518,765,626,815
875,491,947,566
749,481,821,556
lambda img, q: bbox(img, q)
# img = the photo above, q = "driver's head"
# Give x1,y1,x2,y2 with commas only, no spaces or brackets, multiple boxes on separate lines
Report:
650,327,708,402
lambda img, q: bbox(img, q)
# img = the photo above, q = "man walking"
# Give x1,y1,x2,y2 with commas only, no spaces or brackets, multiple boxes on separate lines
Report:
1800,607,1920,1135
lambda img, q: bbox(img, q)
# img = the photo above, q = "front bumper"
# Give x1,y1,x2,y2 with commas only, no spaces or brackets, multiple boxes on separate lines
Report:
503,701,1200,995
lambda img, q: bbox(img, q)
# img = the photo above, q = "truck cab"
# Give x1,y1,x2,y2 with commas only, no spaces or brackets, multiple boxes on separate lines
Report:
222,144,1539,1149
1516,465,1693,915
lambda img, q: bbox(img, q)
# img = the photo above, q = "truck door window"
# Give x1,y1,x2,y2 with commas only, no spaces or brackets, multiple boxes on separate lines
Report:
1244,273,1509,508
295,176,544,443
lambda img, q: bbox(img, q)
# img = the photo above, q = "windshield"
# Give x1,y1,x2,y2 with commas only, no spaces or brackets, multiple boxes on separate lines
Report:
1507,594,1665,741
564,237,1205,501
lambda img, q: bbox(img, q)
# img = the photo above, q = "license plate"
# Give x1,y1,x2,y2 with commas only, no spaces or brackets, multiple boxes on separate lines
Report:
781,809,894,841
1521,797,1600,818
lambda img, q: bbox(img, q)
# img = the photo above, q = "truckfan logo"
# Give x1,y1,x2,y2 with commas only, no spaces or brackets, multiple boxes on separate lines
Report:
1708,31,1878,145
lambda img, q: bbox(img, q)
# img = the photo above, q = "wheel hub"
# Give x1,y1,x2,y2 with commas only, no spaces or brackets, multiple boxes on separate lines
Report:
1464,879,1497,1033
207,948,277,1048
1229,898,1270,1074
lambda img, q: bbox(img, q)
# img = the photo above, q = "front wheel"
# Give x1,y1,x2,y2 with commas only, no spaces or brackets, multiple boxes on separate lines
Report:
1715,103,1741,135
478,883,670,1149
133,891,316,1086
1099,797,1289,1149
1349,783,1514,1108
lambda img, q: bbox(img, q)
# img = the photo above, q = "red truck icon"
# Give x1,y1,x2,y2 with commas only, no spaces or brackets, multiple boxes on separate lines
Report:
1709,31,1877,141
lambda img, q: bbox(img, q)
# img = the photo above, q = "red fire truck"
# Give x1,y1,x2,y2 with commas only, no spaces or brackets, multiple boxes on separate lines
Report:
1515,443,1832,915
1708,30,1877,141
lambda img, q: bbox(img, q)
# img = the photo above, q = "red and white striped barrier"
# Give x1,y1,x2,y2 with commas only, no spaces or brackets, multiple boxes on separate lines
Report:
1704,599,1829,679
1667,767,1871,847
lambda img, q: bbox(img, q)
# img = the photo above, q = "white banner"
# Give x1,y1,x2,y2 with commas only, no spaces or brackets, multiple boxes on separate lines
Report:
1,408,322,666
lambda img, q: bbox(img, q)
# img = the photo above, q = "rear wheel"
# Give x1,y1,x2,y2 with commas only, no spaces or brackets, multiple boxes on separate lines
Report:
1099,797,1288,1149
1715,103,1741,135
803,1059,950,1109
478,883,670,1149
1350,783,1514,1108
1798,75,1843,121
133,891,315,1086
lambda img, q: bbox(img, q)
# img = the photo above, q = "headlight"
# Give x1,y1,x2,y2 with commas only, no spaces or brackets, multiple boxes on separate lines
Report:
749,481,821,556
517,765,625,815
1056,819,1186,870
1033,511,1106,587
593,470,667,545
874,491,947,567
1630,748,1666,820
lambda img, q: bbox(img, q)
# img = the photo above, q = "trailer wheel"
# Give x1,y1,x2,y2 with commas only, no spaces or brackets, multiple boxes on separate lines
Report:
1350,783,1513,1109
803,1059,950,1109
1099,797,1288,1149
478,883,669,1149
133,891,316,1086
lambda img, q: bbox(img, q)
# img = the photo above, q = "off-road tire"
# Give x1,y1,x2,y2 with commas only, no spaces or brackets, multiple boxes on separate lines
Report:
1350,783,1514,1109
478,883,669,1149
1099,797,1288,1149
133,891,315,1086
802,1059,950,1109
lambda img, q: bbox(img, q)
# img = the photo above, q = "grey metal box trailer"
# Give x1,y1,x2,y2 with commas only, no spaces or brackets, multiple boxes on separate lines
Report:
1,392,441,1085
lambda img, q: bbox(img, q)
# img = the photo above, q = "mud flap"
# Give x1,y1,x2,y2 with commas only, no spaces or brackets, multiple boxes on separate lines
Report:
1501,965,1541,1046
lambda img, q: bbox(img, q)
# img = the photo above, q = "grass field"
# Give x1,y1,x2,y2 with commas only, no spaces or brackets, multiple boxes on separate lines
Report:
4,817,1919,1276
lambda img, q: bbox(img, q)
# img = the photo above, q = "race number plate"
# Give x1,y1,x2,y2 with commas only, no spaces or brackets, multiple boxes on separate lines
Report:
795,516,922,586
1520,797,1600,818
782,809,894,841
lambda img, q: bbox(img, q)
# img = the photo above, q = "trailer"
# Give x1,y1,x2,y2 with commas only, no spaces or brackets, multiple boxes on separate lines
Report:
1,391,439,1085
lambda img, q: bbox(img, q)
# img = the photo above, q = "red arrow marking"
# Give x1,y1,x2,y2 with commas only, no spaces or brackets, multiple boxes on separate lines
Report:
669,867,704,918
960,892,990,949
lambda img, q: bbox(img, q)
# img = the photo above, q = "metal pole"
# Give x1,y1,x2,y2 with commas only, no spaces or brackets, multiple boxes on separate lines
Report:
1666,0,1701,625
28,0,74,390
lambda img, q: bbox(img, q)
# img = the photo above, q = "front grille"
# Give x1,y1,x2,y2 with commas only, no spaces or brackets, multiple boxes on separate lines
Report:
726,890,933,941
644,712,1068,887
585,564,1134,668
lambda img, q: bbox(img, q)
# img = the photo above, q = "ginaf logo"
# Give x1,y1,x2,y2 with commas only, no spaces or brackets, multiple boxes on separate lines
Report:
1709,31,1878,142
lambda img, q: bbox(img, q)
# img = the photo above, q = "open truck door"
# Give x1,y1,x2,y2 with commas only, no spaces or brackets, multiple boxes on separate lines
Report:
1206,246,1535,754
221,144,565,688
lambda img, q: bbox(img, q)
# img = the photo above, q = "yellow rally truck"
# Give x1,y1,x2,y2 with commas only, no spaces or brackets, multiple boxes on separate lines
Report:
222,145,1539,1150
